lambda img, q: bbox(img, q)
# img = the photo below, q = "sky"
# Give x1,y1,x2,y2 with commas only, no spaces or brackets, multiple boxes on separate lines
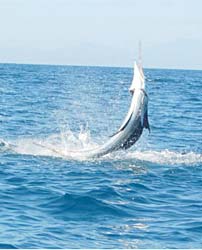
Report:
0,0,201,69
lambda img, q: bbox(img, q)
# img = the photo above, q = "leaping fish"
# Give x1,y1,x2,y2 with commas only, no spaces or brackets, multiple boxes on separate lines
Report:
74,61,150,158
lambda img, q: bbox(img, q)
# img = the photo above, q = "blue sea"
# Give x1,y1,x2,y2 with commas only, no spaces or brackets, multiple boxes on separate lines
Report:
0,63,202,248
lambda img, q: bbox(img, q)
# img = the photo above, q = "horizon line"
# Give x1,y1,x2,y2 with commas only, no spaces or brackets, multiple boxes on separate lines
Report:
0,61,201,71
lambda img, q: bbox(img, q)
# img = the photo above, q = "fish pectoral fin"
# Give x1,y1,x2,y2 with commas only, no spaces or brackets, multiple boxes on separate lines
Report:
109,130,120,137
143,109,150,132
109,112,133,138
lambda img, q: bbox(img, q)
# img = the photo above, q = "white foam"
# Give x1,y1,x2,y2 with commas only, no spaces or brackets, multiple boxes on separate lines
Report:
125,150,202,165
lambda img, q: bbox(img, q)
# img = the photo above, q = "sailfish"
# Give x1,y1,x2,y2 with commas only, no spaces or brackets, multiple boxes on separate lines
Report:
79,60,150,158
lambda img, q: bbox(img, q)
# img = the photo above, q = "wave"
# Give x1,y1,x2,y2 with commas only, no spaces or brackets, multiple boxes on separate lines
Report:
40,192,130,220
0,244,17,249
0,127,201,165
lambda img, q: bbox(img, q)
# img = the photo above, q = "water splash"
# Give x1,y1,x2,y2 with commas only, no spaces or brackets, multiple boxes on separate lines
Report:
3,126,98,159
1,128,201,165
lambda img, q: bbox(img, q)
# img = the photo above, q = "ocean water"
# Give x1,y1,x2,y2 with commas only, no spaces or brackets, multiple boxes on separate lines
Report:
0,63,202,248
